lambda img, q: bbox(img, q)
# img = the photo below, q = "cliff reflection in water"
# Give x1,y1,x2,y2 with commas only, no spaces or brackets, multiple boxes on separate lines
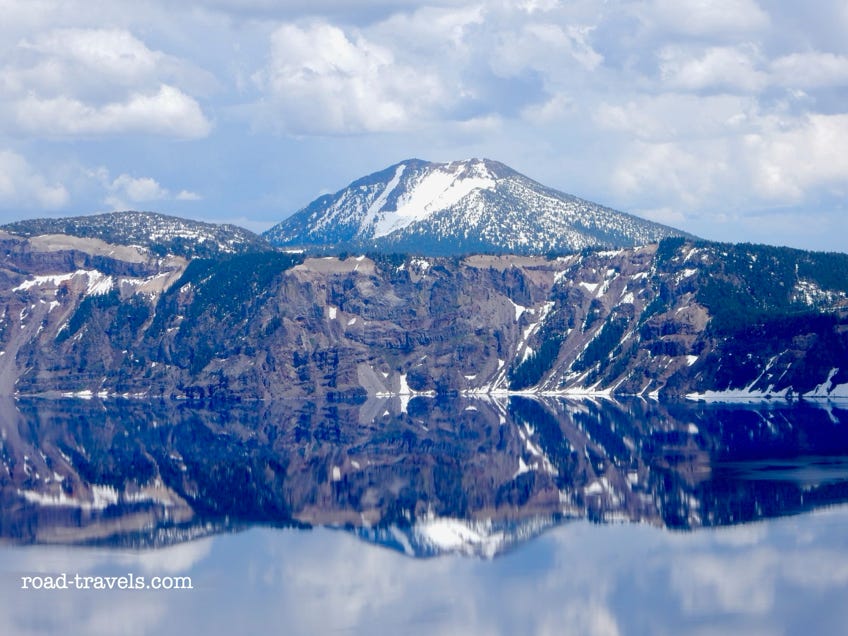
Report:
1,396,848,556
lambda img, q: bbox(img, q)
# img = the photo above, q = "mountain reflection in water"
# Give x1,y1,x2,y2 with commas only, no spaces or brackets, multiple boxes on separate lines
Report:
1,396,847,557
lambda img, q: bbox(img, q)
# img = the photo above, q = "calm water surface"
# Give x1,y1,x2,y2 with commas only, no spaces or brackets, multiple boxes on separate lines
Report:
3,509,848,635
1,396,847,634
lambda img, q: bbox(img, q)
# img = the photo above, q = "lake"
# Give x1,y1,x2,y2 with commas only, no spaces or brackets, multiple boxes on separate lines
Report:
1,396,847,634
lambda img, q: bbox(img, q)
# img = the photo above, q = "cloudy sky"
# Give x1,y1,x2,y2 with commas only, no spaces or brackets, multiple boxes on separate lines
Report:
1,0,846,251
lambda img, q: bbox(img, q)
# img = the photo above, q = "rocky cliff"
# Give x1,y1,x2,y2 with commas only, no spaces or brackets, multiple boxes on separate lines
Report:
1,228,846,400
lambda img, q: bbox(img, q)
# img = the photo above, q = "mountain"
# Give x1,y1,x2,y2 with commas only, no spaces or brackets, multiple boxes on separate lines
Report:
2,222,846,401
264,158,689,255
1,211,272,259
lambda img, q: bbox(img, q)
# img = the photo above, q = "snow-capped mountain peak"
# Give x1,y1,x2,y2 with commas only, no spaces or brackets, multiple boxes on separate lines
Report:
264,158,690,255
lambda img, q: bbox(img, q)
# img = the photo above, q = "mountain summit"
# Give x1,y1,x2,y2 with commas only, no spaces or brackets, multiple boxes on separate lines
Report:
264,158,689,255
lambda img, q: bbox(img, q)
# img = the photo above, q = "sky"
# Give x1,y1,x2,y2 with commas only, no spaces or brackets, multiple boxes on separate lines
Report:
0,0,846,252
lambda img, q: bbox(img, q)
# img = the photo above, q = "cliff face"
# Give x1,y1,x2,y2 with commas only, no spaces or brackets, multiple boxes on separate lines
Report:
1,230,847,400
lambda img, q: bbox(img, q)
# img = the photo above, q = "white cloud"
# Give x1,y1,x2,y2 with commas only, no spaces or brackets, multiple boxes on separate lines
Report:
659,45,767,93
250,4,606,136
771,51,848,89
110,174,169,202
369,3,484,53
14,85,211,138
655,46,848,95
253,21,449,134
600,109,848,241
0,27,212,139
96,169,201,210
451,113,504,135
195,0,470,17
610,140,729,208
745,113,848,200
516,0,561,14
19,28,162,88
633,206,687,225
672,549,779,615
645,0,769,37
594,93,757,142
521,93,574,123
491,22,603,78
0,149,69,209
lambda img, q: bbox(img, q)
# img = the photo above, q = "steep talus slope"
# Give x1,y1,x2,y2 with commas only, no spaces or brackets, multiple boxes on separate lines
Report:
2,232,846,400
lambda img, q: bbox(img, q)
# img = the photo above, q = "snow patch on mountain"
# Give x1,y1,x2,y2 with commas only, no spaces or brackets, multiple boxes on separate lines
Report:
265,158,690,255
363,163,406,235
14,269,113,297
373,161,496,238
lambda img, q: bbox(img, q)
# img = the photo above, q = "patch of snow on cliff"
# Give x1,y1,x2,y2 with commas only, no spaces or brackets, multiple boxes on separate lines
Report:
807,368,848,398
85,271,114,296
14,269,114,296
793,280,844,307
685,386,789,402
513,457,531,479
398,373,412,395
828,384,848,398
14,271,82,291
510,300,528,321
18,484,119,510
410,258,430,273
